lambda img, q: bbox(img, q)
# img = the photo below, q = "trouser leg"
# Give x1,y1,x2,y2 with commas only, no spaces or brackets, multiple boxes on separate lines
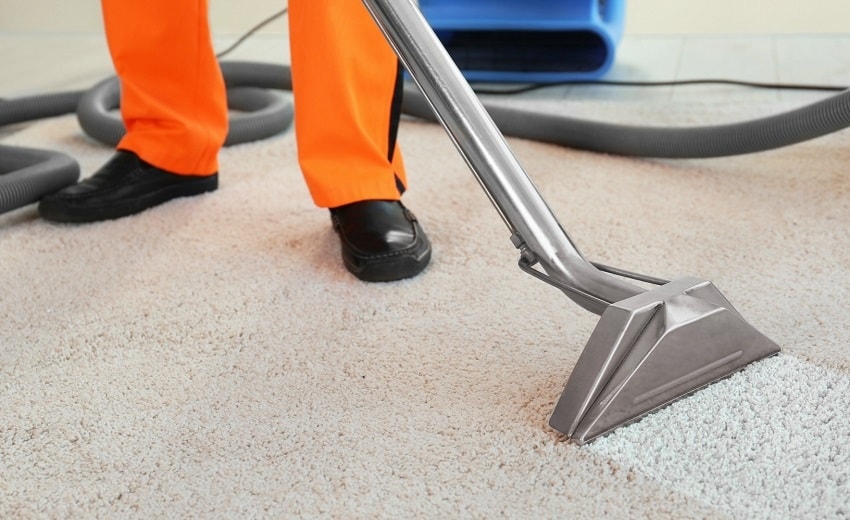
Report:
288,0,407,208
101,0,227,175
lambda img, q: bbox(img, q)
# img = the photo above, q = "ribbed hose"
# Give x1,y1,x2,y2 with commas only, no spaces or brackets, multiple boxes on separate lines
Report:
0,144,80,214
401,82,850,158
1,93,84,213
0,91,84,127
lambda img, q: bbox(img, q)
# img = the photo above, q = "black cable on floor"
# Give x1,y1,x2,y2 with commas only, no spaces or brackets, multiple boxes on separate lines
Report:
215,8,288,59
471,78,848,95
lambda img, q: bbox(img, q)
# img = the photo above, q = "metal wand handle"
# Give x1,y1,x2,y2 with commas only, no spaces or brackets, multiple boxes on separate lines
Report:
361,0,643,314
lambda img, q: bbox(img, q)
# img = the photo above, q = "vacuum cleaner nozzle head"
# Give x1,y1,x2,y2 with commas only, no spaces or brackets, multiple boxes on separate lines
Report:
549,276,780,444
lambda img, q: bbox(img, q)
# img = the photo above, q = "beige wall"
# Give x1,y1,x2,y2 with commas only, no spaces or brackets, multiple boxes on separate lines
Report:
0,0,847,35
624,0,850,35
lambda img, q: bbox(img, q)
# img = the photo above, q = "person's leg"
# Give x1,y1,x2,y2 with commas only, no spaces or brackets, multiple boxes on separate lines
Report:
289,0,431,282
288,0,406,208
39,0,226,223
103,0,226,175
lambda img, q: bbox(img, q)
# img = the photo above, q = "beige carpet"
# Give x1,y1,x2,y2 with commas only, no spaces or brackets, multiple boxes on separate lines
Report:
1,93,849,518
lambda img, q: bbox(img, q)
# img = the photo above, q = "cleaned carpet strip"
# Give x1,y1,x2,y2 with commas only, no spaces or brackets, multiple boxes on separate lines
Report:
589,354,850,520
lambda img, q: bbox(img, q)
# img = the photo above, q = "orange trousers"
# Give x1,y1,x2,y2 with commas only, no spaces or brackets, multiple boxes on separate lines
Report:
101,0,408,208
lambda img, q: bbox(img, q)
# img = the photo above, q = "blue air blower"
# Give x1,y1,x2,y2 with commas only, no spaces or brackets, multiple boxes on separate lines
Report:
418,0,626,83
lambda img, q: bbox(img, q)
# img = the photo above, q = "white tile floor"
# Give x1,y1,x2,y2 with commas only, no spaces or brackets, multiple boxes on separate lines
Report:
1,31,848,107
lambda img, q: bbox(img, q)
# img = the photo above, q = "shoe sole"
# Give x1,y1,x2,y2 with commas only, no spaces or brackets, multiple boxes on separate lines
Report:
344,247,432,282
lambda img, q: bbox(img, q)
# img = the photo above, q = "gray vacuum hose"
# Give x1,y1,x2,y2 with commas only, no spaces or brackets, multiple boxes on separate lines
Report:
0,90,86,126
401,82,850,158
0,144,80,214
0,91,85,214
2,60,850,217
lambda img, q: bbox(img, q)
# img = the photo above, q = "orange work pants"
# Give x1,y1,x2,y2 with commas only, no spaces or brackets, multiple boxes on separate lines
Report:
100,0,408,208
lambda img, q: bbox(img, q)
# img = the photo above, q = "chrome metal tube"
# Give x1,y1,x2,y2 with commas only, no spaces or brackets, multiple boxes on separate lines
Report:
361,0,643,314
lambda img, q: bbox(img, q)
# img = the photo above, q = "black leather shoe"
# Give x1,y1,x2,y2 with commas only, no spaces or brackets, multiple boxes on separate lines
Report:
38,150,218,223
330,200,431,282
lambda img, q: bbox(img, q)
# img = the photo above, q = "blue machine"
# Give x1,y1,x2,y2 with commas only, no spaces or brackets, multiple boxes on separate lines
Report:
418,0,626,82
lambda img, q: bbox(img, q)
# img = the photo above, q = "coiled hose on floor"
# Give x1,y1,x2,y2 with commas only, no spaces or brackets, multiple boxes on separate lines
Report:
403,83,850,158
2,60,849,215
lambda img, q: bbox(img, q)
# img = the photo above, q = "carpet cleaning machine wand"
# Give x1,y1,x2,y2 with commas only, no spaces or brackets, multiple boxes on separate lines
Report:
361,0,781,443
